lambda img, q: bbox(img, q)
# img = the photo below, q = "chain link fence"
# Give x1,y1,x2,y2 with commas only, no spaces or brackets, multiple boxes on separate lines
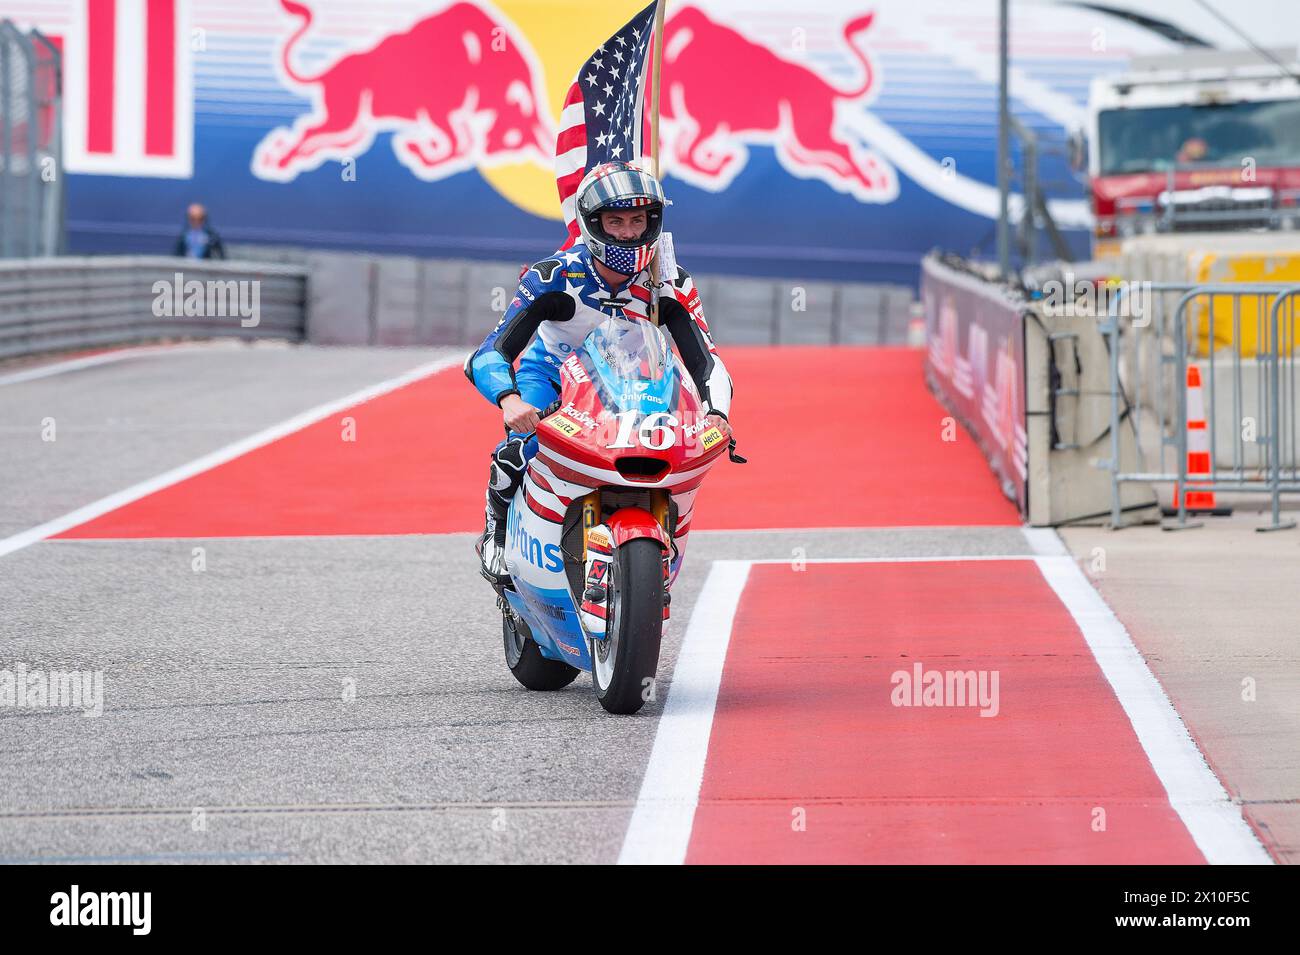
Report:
0,19,64,258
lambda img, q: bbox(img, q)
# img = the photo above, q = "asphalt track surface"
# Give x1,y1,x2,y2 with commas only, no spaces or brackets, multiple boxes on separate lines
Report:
0,341,1274,863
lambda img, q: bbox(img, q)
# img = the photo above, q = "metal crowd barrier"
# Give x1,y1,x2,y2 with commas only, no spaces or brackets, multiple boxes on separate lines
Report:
1104,282,1300,530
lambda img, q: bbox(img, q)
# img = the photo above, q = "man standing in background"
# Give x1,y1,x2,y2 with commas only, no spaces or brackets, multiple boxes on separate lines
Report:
174,203,226,259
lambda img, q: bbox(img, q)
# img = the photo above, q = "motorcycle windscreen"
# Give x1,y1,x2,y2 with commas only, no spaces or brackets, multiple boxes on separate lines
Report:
583,316,680,414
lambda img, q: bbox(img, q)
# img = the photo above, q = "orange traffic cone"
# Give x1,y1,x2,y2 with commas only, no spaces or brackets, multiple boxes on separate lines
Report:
1174,365,1216,511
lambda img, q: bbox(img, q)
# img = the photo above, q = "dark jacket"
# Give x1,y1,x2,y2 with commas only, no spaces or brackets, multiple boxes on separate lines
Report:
174,224,226,260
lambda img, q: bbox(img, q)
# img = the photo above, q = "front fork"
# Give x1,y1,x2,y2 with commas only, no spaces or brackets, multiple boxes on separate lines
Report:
579,490,674,637
580,489,671,558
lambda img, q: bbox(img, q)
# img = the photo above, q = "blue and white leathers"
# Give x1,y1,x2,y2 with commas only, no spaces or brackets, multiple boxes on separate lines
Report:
463,242,731,420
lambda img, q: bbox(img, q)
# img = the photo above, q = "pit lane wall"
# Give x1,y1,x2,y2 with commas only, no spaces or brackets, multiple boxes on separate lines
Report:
923,253,1158,526
923,255,1029,515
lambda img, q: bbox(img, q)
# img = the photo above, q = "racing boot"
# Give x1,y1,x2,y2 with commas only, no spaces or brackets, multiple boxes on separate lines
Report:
478,436,529,586
477,493,511,587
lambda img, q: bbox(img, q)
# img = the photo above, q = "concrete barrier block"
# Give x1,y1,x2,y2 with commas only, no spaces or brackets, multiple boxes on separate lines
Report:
305,252,374,345
839,285,890,344
464,262,516,346
709,280,778,344
777,280,834,344
416,259,472,345
374,256,420,345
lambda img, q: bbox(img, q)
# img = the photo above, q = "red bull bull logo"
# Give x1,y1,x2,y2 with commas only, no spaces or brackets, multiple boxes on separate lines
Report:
659,5,897,202
253,0,554,183
253,0,898,204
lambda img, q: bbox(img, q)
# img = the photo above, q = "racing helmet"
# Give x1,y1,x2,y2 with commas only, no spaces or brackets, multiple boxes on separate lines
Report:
575,161,666,276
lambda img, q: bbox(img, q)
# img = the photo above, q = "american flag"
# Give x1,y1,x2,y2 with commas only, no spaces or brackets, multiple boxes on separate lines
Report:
555,2,660,246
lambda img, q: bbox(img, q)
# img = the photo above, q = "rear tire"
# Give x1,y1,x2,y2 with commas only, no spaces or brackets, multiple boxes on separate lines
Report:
504,612,579,691
590,537,664,715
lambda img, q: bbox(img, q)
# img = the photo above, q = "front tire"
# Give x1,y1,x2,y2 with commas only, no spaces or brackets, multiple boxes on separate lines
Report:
590,537,664,715
504,611,579,691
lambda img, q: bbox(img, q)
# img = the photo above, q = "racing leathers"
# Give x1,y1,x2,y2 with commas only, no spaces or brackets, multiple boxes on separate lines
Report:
465,242,733,581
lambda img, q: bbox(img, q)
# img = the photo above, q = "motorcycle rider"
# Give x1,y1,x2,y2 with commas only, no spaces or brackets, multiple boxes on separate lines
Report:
464,160,734,584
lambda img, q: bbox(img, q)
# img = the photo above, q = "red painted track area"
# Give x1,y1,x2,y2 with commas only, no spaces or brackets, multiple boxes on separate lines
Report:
686,561,1205,864
41,345,1219,865
57,347,1016,539
56,365,486,539
708,348,1018,528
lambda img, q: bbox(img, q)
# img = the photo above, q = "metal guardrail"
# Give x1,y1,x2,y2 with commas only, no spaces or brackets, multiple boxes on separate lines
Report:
0,249,916,360
232,244,918,348
0,256,308,359
1104,282,1300,530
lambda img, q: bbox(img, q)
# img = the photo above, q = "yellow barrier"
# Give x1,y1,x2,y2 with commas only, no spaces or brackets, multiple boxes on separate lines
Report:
1187,251,1300,356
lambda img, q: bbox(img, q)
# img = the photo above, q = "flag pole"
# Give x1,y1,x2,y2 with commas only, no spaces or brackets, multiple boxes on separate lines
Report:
648,0,667,325
650,0,665,179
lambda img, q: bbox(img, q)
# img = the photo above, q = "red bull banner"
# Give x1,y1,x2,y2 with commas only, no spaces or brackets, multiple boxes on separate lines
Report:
3,0,1187,282
923,254,1027,514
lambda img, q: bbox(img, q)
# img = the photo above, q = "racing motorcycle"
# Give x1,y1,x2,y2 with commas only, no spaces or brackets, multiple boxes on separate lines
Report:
490,315,740,714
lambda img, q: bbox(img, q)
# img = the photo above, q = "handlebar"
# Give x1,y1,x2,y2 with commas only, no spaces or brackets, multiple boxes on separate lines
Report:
503,397,563,438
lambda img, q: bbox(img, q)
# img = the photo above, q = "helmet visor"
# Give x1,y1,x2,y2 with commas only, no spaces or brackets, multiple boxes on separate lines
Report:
578,167,665,249
578,166,664,213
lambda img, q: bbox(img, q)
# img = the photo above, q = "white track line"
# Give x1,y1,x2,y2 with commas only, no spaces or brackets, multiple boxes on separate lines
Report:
740,554,1036,564
619,559,750,865
0,342,236,387
1022,527,1273,864
1020,526,1068,556
624,539,1274,865
0,356,462,560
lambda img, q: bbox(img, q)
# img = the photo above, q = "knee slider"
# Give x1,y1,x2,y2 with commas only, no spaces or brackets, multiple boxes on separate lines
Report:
489,436,529,493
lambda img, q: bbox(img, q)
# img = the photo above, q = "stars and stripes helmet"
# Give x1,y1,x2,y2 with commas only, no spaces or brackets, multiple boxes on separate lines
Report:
576,161,666,276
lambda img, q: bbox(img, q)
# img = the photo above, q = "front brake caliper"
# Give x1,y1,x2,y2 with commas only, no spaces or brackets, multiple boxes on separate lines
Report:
579,523,613,638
